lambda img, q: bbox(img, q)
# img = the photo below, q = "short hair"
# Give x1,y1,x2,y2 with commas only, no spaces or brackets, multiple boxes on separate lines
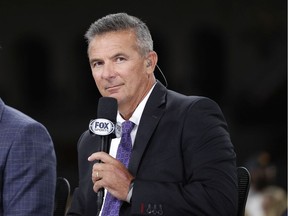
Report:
84,13,153,56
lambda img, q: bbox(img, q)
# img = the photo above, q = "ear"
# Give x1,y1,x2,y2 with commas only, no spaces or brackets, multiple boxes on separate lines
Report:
145,51,158,74
146,60,152,67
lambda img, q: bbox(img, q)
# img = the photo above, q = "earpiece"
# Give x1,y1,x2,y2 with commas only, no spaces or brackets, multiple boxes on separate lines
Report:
146,60,152,67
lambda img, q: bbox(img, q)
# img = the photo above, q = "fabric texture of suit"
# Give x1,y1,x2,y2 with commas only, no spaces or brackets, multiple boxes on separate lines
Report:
0,98,57,215
67,81,238,216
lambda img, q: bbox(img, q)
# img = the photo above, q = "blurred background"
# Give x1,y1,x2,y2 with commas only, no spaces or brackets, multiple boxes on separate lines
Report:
0,0,286,215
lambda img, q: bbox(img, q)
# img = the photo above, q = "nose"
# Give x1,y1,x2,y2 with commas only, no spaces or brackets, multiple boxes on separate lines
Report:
101,62,116,79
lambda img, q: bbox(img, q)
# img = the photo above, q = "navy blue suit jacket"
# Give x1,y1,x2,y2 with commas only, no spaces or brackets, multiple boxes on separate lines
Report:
68,82,238,215
0,98,57,215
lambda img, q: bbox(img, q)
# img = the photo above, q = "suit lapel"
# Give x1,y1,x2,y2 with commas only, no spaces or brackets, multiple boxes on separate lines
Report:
128,82,167,175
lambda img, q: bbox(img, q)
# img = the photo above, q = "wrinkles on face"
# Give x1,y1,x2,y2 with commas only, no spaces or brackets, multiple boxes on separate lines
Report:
88,30,156,119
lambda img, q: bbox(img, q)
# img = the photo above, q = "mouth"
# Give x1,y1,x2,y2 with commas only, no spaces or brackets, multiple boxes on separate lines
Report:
105,83,124,92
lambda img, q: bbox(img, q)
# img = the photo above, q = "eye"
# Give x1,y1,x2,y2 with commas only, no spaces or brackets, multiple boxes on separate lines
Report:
91,60,104,68
115,56,126,63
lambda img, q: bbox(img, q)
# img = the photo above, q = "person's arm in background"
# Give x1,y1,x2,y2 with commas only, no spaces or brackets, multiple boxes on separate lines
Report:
3,121,57,216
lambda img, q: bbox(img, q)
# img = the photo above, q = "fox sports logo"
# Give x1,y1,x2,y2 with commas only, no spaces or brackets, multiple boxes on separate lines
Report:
89,118,115,135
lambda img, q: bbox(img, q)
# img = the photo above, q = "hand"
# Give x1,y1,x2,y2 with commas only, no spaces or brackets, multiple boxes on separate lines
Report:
88,152,135,201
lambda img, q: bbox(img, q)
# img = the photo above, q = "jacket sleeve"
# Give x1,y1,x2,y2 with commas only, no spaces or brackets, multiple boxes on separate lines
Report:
3,122,56,216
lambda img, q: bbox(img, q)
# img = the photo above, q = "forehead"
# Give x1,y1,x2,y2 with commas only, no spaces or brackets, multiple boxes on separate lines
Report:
88,30,138,53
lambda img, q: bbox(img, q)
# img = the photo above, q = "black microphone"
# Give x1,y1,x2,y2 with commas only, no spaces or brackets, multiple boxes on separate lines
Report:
88,97,118,215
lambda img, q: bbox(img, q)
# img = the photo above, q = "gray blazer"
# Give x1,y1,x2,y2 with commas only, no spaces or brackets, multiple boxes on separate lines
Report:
0,98,56,215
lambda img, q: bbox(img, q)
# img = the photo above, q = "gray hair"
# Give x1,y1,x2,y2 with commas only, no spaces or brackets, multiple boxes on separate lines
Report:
84,13,153,56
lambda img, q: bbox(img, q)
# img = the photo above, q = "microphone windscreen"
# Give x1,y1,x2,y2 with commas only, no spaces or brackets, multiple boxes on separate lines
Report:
97,97,118,122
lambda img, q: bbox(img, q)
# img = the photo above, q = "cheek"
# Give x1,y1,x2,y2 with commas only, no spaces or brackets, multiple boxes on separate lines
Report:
91,72,103,89
92,70,100,82
130,70,148,85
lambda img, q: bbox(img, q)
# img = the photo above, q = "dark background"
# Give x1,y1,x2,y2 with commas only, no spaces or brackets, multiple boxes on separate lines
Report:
0,0,286,194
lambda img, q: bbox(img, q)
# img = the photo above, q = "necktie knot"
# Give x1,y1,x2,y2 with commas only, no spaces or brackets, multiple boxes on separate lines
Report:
119,120,134,151
121,120,134,135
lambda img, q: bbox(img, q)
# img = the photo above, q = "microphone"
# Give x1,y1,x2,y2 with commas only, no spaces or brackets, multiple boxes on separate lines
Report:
89,97,118,151
88,97,118,215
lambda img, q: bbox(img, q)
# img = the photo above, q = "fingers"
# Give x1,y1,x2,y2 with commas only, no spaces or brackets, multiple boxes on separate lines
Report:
91,166,104,192
88,151,103,162
88,152,135,200
88,151,113,163
92,169,101,183
91,161,121,184
90,153,117,184
93,180,103,193
91,165,111,193
91,162,105,183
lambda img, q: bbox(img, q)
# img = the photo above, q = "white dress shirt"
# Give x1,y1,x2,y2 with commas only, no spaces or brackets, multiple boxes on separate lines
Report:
100,83,156,214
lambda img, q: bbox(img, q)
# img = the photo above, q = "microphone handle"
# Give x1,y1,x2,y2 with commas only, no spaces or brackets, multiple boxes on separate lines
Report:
97,135,112,214
97,189,104,215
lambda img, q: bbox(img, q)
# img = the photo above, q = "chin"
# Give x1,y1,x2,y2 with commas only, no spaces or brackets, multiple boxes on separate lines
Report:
105,94,119,101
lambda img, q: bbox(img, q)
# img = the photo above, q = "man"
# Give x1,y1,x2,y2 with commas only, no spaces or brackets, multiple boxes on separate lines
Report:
68,13,238,215
0,98,57,215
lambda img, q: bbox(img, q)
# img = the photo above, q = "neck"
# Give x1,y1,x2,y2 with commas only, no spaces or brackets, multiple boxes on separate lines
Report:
119,78,156,120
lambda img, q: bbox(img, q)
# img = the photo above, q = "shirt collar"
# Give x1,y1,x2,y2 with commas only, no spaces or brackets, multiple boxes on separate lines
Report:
117,82,156,126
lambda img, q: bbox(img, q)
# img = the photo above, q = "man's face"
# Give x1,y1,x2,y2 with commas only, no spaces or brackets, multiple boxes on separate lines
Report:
88,30,152,111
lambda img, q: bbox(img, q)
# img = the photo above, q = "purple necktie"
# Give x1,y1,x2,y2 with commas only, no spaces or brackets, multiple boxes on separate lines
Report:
101,120,135,216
